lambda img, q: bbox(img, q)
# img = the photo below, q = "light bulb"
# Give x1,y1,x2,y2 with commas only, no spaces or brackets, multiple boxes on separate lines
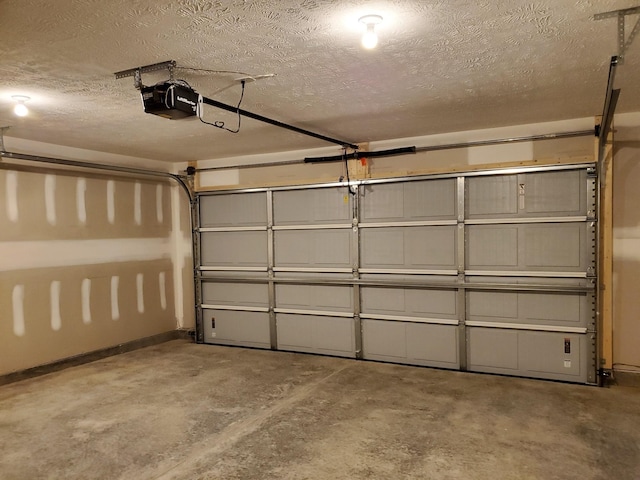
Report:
12,95,30,117
358,15,383,50
14,103,28,117
361,26,378,49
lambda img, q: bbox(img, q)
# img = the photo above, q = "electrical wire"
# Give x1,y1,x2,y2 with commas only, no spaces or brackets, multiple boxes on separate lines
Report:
177,67,255,77
343,147,350,187
198,80,245,134
342,147,357,196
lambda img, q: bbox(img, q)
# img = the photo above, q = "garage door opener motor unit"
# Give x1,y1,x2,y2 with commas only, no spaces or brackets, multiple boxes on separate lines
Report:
141,81,199,120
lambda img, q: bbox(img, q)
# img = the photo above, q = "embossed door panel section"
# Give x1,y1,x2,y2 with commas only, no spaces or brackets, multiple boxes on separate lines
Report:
464,167,596,384
466,170,587,219
467,328,589,383
202,308,271,348
271,187,356,356
358,176,460,369
273,187,352,225
360,178,457,222
360,286,459,368
200,230,268,268
198,191,270,348
199,192,267,227
360,226,457,273
467,290,589,329
466,223,588,274
274,229,352,271
275,284,355,357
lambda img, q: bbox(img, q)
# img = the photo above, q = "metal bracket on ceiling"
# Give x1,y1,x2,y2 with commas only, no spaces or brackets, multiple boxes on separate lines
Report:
114,60,176,89
595,6,640,64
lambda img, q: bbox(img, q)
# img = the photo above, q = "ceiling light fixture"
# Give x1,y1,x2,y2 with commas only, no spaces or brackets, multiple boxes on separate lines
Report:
359,14,383,49
12,95,30,117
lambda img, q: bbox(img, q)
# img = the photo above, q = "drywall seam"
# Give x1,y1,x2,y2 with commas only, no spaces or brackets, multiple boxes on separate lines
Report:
12,285,25,337
107,180,115,224
170,185,186,326
6,171,19,222
111,276,120,321
134,181,142,226
44,175,57,226
76,178,87,224
81,278,92,324
50,281,62,331
136,273,145,313
159,271,167,311
156,184,164,223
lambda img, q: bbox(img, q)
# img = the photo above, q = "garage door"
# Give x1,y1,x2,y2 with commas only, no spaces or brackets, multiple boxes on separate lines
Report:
196,164,597,384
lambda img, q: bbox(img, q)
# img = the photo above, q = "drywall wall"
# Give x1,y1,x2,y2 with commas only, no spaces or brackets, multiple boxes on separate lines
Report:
197,118,596,189
612,113,640,373
0,139,194,376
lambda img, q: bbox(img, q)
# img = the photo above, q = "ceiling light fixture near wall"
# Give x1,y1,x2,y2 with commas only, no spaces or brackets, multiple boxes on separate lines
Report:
12,95,30,117
359,14,383,49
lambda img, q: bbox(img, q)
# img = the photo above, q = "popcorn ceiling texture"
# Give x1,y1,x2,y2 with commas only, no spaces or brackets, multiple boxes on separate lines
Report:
0,0,638,162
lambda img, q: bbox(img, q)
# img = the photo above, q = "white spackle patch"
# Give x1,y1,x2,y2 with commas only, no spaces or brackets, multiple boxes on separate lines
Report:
50,280,62,331
107,180,115,224
159,271,167,311
156,184,164,224
6,171,19,223
77,178,87,224
136,273,144,313
44,175,57,226
81,278,91,324
12,284,25,337
111,276,120,320
134,181,142,226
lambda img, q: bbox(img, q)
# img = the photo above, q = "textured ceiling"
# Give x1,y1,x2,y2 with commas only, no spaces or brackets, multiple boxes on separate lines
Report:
0,0,639,163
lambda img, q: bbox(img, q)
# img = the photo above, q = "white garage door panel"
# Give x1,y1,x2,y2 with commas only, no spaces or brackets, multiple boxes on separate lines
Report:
201,231,268,267
468,291,588,328
361,179,457,222
362,319,459,368
273,188,352,225
276,284,353,312
199,192,267,227
467,223,588,272
277,314,355,357
361,287,457,319
202,282,269,308
467,170,587,218
274,229,352,268
467,175,519,217
523,224,583,268
202,309,271,348
468,327,588,382
468,328,519,370
361,226,457,270
523,170,585,215
467,226,519,267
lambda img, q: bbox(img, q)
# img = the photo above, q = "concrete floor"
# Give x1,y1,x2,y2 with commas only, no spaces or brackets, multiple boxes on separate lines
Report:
1,340,639,480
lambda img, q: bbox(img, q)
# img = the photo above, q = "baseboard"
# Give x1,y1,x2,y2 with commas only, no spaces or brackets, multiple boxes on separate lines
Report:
0,329,194,387
613,370,640,388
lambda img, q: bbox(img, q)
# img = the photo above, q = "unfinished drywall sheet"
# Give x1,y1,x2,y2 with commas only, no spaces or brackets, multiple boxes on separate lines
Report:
612,121,640,373
0,167,177,376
